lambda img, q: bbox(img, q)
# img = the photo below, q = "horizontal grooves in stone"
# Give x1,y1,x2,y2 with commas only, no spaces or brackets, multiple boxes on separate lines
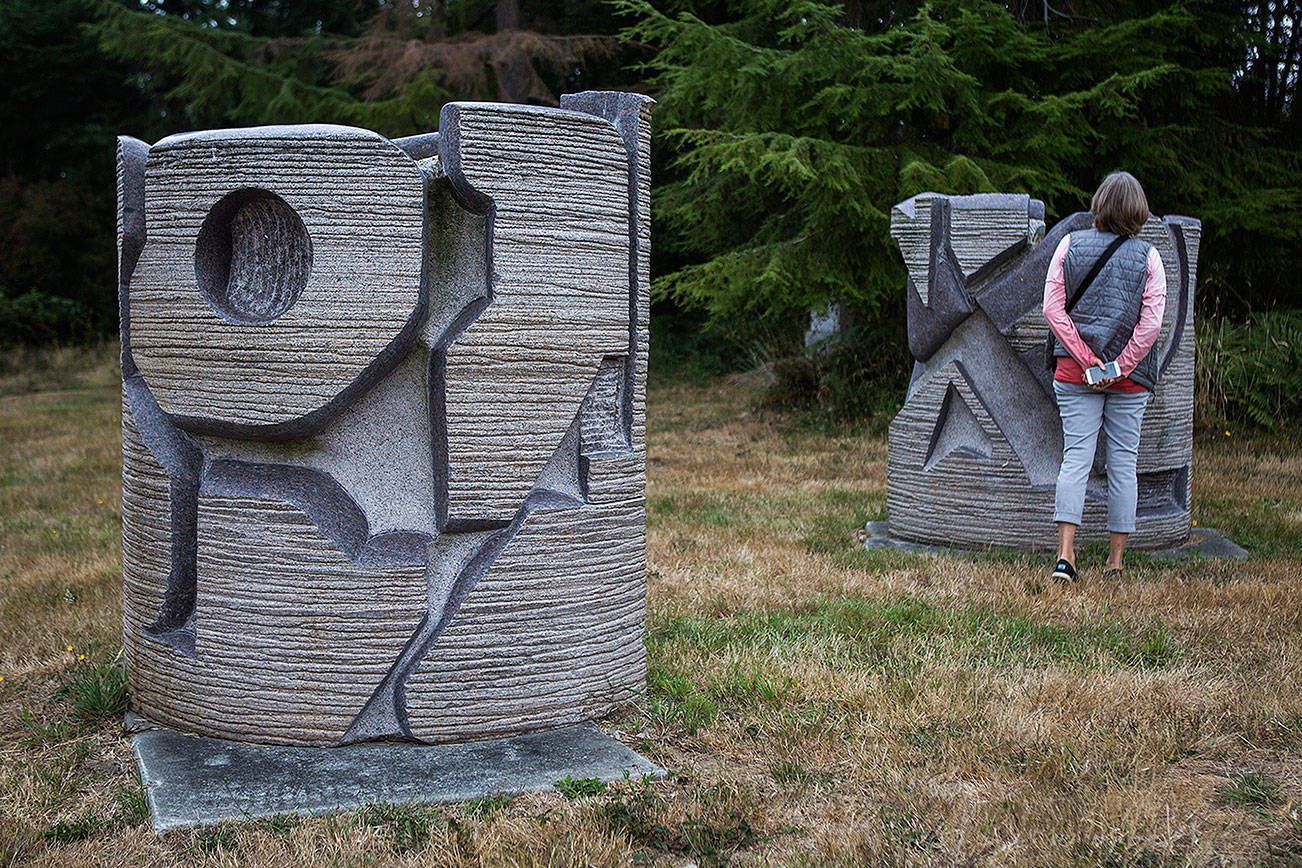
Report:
888,363,1191,550
443,104,630,525
131,130,426,429
125,104,651,746
887,202,1198,551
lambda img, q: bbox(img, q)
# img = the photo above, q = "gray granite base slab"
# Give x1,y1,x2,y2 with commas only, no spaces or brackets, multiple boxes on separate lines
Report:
128,714,665,833
1146,527,1249,560
863,521,1248,560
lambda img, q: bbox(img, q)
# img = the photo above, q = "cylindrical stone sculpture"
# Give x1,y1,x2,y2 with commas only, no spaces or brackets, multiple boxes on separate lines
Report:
117,93,653,746
886,193,1199,550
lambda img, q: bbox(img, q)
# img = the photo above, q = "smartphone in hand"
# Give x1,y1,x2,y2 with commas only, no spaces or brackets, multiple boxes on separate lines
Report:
1084,361,1122,385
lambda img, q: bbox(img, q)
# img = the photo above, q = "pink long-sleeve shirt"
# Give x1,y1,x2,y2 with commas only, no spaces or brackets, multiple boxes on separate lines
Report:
1042,233,1167,391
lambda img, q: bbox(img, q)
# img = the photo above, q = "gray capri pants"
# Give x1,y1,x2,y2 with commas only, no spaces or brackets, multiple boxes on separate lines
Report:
1052,380,1149,533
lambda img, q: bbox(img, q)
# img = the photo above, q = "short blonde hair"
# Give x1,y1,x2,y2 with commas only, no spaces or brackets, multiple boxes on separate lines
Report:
1091,171,1150,237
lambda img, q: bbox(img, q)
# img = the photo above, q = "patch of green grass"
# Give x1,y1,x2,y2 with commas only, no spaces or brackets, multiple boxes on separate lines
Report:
554,776,607,799
643,671,718,733
880,808,943,853
1222,771,1281,808
769,759,811,786
1195,493,1302,560
902,720,966,751
816,486,877,510
115,775,149,827
678,814,756,867
356,803,440,853
601,780,757,868
0,824,36,868
43,811,112,844
63,659,128,725
1071,835,1176,867
191,823,239,855
647,492,736,528
464,793,510,817
254,814,302,838
649,597,1181,676
801,509,866,556
17,706,72,745
708,670,795,708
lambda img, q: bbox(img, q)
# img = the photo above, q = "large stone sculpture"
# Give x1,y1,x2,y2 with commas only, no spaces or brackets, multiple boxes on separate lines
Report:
117,93,652,747
886,193,1199,550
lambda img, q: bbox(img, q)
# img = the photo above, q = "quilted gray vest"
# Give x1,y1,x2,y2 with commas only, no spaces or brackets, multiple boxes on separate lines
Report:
1052,228,1160,389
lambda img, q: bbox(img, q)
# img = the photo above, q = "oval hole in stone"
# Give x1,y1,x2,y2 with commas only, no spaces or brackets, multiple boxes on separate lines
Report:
195,188,312,324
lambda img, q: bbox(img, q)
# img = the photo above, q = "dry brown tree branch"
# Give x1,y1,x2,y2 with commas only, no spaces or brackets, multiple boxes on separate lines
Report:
329,29,621,105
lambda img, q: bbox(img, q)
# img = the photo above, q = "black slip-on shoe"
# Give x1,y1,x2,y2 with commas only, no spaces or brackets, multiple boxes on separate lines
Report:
1051,559,1077,582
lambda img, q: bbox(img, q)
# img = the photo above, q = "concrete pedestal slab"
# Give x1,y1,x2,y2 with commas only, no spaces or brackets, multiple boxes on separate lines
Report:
128,713,664,833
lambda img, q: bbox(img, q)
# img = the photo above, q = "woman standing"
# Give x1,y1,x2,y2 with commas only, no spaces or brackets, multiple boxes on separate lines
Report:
1044,171,1167,581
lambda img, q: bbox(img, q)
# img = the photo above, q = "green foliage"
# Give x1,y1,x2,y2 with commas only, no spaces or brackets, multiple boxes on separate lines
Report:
1221,771,1281,808
40,775,150,845
623,0,1302,412
1196,310,1302,430
0,0,639,346
17,657,129,748
43,812,107,844
600,778,756,867
649,597,1181,672
553,775,608,798
642,669,719,732
92,1,447,136
0,0,151,345
131,0,380,39
627,0,1176,317
190,823,239,855
464,793,510,816
356,803,441,853
0,291,91,347
760,308,913,426
253,813,303,838
115,776,150,827
62,659,128,725
17,706,72,745
649,302,778,383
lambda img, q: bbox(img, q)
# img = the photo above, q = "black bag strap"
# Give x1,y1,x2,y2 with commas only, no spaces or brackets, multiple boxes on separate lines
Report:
1065,234,1128,314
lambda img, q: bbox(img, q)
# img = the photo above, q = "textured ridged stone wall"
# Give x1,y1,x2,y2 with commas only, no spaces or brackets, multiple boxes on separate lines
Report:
118,93,653,746
886,193,1199,551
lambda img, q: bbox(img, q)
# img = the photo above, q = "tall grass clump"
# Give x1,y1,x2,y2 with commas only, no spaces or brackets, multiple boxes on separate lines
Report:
65,659,129,725
1196,310,1302,430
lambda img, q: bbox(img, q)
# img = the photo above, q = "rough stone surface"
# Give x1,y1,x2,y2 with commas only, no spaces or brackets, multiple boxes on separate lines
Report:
129,125,428,437
437,102,632,526
886,193,1200,551
1148,527,1249,560
118,94,653,747
129,713,665,833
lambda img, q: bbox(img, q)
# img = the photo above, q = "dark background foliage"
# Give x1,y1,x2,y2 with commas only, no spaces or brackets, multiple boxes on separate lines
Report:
0,0,1298,422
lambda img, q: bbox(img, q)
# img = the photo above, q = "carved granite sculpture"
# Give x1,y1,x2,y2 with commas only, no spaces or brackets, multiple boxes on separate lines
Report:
117,92,653,746
886,193,1199,550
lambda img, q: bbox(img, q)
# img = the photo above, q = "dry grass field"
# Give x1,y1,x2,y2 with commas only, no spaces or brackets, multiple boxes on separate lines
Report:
1,346,1300,866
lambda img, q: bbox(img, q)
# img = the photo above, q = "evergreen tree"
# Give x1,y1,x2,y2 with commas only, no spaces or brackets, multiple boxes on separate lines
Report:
92,0,636,138
622,0,1302,334
0,0,641,346
0,0,158,343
